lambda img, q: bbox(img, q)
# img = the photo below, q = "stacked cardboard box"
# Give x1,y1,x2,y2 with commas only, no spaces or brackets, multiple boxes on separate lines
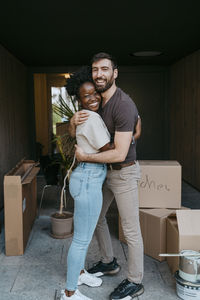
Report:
119,160,200,273
4,159,40,256
166,210,200,273
119,208,177,262
119,161,183,263
138,160,181,209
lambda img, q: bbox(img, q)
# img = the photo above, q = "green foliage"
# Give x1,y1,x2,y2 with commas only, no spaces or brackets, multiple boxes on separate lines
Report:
52,94,78,120
53,134,76,172
52,93,77,168
52,94,78,214
52,134,76,215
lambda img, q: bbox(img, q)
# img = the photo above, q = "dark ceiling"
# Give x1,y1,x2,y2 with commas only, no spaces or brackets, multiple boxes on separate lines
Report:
1,0,200,67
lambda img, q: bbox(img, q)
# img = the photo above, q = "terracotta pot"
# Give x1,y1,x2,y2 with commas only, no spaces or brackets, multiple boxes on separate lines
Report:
51,211,73,239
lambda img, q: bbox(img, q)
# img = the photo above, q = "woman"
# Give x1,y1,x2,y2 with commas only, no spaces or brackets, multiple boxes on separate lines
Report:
61,66,112,300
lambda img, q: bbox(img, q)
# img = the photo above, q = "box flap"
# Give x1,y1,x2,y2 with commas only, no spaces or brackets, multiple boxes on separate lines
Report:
176,210,200,236
140,208,175,218
22,167,40,185
139,160,180,166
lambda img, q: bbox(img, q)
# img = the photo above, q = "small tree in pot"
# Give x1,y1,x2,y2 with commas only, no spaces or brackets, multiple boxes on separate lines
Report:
50,95,77,238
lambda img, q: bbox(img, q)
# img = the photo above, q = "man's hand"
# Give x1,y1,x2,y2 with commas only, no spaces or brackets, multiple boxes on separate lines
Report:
72,111,89,126
75,144,87,161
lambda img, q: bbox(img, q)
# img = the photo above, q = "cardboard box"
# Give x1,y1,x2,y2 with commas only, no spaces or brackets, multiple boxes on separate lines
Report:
119,207,190,262
4,160,40,256
167,210,200,273
119,208,176,261
138,160,181,208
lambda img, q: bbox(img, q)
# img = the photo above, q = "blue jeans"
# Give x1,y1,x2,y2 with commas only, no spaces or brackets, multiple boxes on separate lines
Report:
66,162,107,291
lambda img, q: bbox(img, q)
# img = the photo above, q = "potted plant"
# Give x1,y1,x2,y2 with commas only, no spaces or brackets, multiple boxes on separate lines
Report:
50,94,77,239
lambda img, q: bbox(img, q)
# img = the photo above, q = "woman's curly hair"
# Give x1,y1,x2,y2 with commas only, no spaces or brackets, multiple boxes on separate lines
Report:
65,66,93,98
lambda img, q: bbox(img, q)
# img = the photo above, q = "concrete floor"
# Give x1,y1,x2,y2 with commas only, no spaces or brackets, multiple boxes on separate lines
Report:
0,178,200,300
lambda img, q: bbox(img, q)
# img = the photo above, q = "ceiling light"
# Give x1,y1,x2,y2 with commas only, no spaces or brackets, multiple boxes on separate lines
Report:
130,51,162,57
64,73,71,79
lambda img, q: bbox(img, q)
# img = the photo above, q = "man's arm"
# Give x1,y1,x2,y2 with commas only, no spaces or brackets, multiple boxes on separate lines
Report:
75,131,132,163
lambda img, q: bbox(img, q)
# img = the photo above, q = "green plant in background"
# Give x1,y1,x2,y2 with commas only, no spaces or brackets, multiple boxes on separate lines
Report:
54,134,75,173
52,135,76,215
52,94,78,215
52,94,78,120
52,94,78,168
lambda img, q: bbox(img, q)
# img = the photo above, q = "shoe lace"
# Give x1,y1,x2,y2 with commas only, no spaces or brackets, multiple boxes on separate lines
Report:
114,279,129,292
93,260,102,267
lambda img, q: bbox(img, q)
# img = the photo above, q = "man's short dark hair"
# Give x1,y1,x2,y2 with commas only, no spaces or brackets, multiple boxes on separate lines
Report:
91,52,118,70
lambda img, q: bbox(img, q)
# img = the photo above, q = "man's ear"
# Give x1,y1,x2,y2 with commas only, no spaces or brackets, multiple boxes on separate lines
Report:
114,68,118,79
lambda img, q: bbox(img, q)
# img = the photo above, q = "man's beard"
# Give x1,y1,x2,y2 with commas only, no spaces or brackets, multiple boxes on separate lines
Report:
94,76,115,93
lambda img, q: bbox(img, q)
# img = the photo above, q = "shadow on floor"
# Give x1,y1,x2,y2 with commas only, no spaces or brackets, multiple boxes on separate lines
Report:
0,178,199,299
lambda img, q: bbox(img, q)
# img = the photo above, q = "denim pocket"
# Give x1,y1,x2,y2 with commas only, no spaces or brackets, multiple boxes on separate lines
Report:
88,169,105,180
69,172,83,199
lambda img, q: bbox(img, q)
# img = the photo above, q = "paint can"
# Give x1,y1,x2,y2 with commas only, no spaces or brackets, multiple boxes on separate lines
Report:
179,250,200,283
175,271,200,300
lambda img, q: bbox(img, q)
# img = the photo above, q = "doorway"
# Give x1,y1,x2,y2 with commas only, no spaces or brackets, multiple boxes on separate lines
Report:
34,73,71,155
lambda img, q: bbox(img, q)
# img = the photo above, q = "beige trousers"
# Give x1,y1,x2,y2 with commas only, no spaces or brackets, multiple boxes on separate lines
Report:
95,161,144,283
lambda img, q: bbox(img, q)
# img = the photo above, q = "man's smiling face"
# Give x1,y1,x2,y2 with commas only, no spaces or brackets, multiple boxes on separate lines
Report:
92,58,117,93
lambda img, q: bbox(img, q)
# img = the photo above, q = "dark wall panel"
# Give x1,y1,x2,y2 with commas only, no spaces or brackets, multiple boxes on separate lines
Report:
118,67,169,160
0,45,31,208
169,50,200,189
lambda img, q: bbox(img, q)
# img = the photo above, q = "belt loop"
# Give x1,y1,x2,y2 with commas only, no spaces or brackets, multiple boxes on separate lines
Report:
110,164,113,170
80,162,85,168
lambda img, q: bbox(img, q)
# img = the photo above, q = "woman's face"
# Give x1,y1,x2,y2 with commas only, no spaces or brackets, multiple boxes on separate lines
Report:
79,82,101,112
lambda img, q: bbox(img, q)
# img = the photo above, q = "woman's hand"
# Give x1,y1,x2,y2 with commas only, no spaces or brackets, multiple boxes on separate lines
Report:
72,111,89,126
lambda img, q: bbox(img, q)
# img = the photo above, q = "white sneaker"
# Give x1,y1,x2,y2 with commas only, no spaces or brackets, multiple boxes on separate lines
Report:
60,289,92,300
78,270,102,287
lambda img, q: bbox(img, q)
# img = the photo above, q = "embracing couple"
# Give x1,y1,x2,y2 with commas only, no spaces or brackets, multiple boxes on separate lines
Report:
61,52,144,300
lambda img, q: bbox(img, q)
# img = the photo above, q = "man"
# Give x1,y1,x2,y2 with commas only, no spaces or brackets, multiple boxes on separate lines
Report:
72,53,144,300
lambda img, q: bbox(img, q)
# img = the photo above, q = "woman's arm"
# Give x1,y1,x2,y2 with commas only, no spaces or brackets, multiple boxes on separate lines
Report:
99,142,115,152
68,111,90,137
132,116,141,144
134,116,141,140
68,116,76,137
